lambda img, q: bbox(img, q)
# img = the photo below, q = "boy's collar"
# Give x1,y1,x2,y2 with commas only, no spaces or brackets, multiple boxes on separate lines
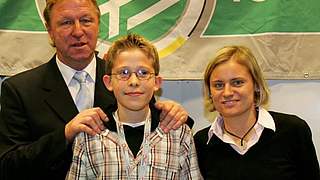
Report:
103,103,161,132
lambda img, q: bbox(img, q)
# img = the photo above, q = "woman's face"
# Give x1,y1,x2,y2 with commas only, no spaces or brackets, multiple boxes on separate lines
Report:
209,60,256,119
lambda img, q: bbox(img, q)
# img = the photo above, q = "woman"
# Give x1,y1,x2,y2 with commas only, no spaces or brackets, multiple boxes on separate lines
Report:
194,46,320,180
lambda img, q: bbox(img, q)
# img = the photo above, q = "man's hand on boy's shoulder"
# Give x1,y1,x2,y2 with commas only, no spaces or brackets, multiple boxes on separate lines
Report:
155,100,190,133
65,107,108,142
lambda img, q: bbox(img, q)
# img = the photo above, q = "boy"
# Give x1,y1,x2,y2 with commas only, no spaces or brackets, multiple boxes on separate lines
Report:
66,34,202,179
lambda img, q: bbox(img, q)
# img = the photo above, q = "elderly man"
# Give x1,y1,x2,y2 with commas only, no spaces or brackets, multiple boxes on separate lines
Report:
0,0,191,179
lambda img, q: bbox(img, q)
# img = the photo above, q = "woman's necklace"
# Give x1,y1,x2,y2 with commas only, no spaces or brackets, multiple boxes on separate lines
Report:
224,118,258,146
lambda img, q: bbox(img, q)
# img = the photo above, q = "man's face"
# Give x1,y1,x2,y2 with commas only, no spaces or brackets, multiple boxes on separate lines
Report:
47,0,99,70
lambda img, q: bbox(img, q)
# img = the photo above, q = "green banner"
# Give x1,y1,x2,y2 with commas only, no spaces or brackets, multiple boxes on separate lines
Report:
0,0,45,31
204,0,320,35
0,0,320,79
98,0,187,42
0,0,187,42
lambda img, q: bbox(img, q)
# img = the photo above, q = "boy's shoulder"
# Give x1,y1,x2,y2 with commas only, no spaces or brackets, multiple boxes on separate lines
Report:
73,131,106,148
162,123,193,139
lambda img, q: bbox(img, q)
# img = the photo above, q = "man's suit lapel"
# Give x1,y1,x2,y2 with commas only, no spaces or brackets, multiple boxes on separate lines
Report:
42,56,78,123
40,56,115,123
94,57,116,111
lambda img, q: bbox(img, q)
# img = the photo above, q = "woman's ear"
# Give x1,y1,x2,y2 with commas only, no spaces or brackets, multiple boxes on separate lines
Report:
254,84,260,92
103,75,113,91
254,84,261,106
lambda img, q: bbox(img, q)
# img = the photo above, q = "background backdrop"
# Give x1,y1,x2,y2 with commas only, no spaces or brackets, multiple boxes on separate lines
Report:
0,0,319,161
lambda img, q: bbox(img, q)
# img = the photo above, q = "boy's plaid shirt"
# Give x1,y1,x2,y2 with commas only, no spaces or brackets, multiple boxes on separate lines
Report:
66,122,202,180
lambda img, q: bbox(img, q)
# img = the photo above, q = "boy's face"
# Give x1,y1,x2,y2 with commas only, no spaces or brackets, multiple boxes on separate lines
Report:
103,49,162,113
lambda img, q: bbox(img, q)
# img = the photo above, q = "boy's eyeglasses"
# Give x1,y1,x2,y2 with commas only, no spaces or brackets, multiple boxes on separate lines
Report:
111,68,155,81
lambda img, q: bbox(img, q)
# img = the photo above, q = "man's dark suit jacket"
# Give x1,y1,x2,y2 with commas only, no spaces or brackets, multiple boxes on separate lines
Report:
0,55,116,179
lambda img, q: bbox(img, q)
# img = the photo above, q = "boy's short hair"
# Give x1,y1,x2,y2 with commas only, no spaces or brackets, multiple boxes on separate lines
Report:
105,34,160,75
